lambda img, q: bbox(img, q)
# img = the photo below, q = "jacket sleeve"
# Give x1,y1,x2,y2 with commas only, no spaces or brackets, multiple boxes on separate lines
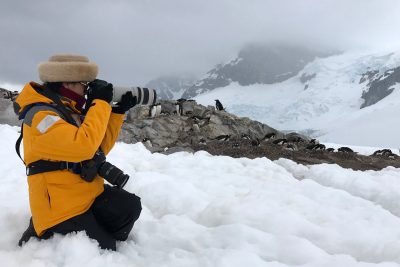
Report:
28,99,111,163
100,112,125,155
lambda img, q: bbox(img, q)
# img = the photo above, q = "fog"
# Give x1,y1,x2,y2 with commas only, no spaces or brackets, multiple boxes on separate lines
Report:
1,0,399,86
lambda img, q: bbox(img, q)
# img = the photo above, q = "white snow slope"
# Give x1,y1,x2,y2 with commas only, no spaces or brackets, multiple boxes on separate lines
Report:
195,50,400,148
1,124,400,266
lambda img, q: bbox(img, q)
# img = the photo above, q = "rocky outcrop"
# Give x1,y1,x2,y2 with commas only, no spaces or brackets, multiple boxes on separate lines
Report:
360,67,400,108
119,100,282,152
0,88,20,126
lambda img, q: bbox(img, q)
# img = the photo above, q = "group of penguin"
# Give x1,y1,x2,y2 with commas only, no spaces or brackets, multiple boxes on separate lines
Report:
148,99,224,118
143,99,226,147
372,149,399,159
145,99,398,160
208,132,360,155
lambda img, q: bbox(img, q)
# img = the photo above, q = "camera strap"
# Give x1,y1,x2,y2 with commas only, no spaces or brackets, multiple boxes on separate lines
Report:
15,86,82,175
26,160,79,176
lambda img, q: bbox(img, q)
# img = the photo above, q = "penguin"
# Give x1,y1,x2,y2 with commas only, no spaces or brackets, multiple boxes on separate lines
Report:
287,136,305,143
251,138,260,147
199,138,207,145
262,132,276,141
314,144,326,150
381,149,393,156
175,99,186,116
326,148,335,152
142,138,152,147
215,99,224,111
156,103,162,116
272,138,287,145
338,147,354,153
232,142,240,148
373,149,397,158
284,143,298,151
306,144,325,150
215,135,230,141
149,104,158,118
241,134,251,140
309,139,319,145
306,144,317,150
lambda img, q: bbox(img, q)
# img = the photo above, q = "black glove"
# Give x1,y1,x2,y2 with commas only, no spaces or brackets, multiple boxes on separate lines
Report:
112,91,137,114
87,79,113,103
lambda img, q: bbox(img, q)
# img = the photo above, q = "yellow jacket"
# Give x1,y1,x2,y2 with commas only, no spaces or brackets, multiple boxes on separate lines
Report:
14,82,125,236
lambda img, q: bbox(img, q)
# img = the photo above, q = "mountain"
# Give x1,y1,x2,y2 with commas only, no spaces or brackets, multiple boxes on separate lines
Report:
145,75,196,100
181,44,331,99
194,49,400,147
360,64,400,108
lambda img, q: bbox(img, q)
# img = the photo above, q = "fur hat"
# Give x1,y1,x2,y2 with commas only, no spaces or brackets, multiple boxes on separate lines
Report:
38,54,98,82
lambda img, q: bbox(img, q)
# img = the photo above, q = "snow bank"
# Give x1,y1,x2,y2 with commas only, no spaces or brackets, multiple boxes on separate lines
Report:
1,124,400,266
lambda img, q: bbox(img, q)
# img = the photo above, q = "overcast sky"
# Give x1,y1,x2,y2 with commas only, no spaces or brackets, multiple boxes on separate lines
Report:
1,0,400,87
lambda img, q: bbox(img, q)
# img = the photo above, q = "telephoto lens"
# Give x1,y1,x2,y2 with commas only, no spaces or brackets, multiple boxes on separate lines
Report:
113,86,157,105
98,162,130,188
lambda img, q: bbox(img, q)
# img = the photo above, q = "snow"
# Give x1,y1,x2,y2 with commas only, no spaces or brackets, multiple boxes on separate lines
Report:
1,124,400,266
194,50,400,148
0,82,23,92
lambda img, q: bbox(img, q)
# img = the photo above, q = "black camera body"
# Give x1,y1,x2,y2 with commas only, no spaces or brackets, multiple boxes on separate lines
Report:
80,150,129,188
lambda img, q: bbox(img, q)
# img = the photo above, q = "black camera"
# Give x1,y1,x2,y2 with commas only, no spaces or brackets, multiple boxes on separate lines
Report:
80,150,129,188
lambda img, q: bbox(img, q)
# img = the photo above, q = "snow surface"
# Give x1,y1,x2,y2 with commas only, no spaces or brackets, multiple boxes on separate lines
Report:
0,82,22,92
1,124,400,266
194,50,400,148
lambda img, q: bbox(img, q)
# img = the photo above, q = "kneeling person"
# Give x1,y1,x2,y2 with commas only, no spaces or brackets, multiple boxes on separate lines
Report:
15,54,142,251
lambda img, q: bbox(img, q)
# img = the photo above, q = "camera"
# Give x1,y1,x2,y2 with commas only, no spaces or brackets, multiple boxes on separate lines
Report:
113,86,157,106
80,150,129,188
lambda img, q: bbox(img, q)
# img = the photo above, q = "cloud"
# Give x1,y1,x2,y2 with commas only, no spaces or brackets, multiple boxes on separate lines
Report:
1,0,399,86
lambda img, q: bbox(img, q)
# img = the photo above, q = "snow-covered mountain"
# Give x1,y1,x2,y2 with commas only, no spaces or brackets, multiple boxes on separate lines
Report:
182,44,331,99
194,49,400,148
145,75,197,100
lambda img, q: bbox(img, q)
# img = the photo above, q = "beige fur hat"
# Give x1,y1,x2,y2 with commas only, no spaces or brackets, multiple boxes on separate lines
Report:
38,54,98,82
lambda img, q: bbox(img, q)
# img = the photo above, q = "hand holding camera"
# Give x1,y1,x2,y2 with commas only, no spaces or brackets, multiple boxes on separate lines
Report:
112,92,137,114
84,82,157,114
87,79,113,103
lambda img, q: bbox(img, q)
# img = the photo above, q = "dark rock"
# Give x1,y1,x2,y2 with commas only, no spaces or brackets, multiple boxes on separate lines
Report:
360,66,400,108
300,73,316,83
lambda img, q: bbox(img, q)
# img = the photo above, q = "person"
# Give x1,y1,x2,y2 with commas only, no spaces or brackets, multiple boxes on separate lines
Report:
14,54,142,251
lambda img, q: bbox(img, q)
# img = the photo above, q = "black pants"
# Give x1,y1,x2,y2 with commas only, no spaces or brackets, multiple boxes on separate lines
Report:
20,185,142,251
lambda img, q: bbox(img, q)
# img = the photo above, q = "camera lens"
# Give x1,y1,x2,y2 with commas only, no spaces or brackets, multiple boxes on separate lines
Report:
98,162,130,188
113,86,157,105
